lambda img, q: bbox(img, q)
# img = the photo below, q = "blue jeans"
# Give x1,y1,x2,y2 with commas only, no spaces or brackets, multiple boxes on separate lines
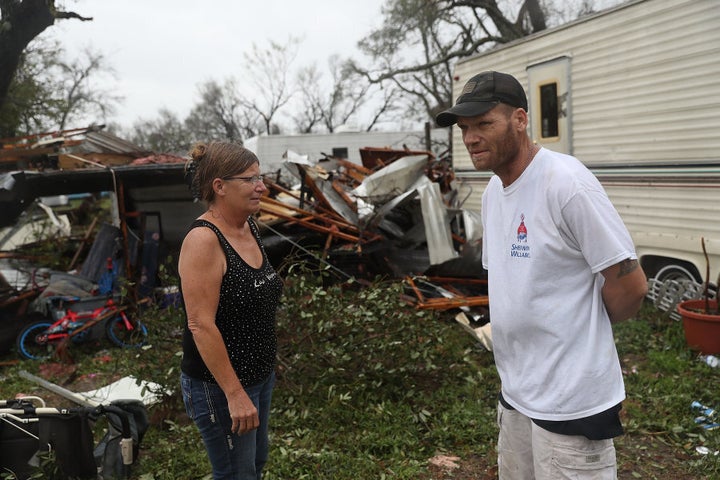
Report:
181,372,275,480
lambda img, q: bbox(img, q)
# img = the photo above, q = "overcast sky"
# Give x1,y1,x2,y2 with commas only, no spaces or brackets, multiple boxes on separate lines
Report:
45,1,386,128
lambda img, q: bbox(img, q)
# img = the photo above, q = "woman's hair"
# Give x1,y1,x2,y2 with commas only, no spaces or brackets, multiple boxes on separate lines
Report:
185,142,260,203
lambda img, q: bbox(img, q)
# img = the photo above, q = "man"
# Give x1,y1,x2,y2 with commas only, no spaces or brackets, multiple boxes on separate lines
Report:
436,71,648,479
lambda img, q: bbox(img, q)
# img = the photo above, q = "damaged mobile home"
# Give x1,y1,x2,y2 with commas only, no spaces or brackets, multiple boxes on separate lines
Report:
448,0,720,287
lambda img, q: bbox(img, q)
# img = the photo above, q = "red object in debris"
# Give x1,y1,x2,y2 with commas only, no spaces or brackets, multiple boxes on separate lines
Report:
130,154,186,165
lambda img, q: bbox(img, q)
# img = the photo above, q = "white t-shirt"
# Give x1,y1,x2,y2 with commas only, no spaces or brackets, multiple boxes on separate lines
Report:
481,148,636,421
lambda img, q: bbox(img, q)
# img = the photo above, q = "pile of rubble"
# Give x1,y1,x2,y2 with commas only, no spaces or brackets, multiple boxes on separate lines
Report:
256,147,489,319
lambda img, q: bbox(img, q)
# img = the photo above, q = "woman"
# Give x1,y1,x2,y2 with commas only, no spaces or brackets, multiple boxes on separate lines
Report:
179,141,283,480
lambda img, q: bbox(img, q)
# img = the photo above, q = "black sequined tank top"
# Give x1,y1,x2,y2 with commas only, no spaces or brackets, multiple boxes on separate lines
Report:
181,218,283,387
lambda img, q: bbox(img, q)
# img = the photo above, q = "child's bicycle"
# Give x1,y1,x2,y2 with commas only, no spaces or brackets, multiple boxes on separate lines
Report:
15,295,148,360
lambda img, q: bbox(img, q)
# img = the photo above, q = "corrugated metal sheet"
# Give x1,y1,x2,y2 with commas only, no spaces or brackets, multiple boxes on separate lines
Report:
76,131,149,156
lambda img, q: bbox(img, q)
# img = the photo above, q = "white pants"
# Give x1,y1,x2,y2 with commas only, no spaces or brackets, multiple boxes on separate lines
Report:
497,402,618,480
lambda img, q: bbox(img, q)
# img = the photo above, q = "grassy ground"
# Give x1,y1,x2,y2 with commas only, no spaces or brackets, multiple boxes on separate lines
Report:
0,272,718,479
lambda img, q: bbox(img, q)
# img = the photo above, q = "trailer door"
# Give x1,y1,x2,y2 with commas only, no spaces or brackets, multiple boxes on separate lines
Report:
527,57,571,154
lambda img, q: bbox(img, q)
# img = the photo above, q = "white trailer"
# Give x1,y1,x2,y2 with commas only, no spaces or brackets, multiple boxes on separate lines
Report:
449,0,720,284
245,129,447,173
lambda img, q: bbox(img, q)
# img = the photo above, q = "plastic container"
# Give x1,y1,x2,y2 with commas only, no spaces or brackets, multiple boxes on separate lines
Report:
691,401,716,418
676,300,720,354
702,355,720,368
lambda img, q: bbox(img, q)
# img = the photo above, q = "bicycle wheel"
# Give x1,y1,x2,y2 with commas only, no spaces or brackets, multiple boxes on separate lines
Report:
16,321,56,360
105,315,148,348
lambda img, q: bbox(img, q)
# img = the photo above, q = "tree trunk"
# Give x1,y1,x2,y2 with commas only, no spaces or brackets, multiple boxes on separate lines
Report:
519,0,547,33
0,0,56,117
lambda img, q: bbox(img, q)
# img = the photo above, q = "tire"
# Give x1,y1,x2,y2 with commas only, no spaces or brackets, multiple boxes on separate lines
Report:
16,321,55,360
654,264,700,284
105,315,148,348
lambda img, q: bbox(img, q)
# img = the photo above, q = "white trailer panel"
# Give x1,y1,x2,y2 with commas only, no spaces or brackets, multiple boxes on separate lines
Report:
246,130,447,173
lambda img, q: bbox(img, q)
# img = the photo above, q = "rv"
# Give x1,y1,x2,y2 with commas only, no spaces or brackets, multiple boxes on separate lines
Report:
449,0,720,285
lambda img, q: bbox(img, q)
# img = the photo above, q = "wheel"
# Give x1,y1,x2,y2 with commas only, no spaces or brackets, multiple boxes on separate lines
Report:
16,321,55,360
654,264,699,284
105,315,148,348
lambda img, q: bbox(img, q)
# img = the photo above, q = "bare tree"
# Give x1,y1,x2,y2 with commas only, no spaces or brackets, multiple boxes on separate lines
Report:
292,64,325,133
55,49,121,130
239,37,300,135
128,108,191,154
352,0,624,127
322,56,371,132
292,55,376,133
133,77,267,150
364,86,403,132
185,79,250,144
351,0,548,124
0,0,91,114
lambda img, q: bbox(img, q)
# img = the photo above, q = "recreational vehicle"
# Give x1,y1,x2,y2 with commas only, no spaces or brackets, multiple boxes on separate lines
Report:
449,0,720,285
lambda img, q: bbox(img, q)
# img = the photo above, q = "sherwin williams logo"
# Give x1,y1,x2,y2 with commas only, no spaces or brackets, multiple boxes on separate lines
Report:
511,214,530,258
516,214,527,242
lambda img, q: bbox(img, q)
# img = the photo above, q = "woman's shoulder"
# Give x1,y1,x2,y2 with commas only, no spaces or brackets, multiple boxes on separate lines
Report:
182,220,222,248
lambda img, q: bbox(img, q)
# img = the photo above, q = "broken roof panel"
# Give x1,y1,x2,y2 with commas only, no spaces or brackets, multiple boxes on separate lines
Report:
353,154,430,205
0,125,150,172
359,146,435,170
73,130,149,157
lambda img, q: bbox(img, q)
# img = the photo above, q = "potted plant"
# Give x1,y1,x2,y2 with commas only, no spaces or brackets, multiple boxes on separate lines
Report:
676,238,720,354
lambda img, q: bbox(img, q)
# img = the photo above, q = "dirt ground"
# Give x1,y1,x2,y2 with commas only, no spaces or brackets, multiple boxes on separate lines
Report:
422,436,700,480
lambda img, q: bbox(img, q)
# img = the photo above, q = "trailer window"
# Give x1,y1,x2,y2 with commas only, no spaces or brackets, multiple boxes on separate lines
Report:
540,83,559,138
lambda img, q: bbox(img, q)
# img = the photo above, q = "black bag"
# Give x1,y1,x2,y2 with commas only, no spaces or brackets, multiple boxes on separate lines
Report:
92,400,149,480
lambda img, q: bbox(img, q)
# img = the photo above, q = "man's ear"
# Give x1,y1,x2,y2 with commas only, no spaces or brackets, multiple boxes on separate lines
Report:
514,108,529,132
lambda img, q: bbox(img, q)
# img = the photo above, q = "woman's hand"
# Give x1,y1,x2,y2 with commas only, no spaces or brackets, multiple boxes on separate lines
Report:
228,389,259,434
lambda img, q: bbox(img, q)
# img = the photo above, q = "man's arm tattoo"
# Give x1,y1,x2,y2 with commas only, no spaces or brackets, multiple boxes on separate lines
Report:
617,258,640,278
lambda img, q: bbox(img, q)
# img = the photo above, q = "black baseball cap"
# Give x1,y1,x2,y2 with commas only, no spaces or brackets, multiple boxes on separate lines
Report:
435,71,528,127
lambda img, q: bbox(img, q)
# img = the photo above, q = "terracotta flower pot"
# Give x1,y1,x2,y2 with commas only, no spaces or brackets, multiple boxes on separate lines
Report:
676,299,720,355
